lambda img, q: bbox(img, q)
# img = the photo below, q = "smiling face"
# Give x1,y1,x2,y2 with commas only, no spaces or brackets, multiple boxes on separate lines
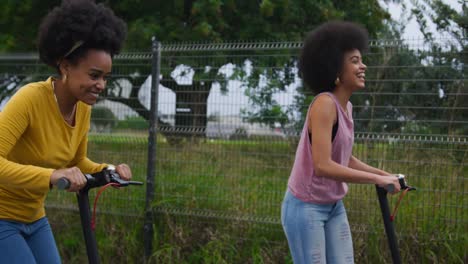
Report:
339,49,367,91
63,49,112,105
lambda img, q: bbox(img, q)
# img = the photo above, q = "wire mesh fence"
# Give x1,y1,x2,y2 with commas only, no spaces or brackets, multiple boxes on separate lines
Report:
0,37,466,261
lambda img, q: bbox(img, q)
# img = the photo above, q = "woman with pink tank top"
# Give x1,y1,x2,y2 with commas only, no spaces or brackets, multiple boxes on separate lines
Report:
281,21,401,264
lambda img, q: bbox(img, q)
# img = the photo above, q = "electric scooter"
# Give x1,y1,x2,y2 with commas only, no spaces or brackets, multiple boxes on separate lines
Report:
57,166,143,264
377,174,416,264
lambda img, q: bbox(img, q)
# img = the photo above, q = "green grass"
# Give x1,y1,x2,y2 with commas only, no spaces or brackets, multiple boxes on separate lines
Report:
46,134,467,263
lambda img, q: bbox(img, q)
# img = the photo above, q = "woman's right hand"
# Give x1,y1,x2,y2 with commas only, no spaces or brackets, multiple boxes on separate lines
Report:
376,175,401,194
50,167,87,192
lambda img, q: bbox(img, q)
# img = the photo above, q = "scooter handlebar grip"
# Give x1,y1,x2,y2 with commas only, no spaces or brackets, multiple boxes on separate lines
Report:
386,184,395,193
57,178,71,190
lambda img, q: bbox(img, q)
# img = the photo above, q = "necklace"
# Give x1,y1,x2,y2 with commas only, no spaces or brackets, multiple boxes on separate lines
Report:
52,80,76,122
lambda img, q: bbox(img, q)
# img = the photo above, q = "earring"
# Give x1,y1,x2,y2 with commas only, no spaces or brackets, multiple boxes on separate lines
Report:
335,77,340,86
62,74,67,83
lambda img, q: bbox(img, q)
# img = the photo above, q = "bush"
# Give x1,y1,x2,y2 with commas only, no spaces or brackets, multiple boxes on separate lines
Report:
115,116,149,130
91,107,117,133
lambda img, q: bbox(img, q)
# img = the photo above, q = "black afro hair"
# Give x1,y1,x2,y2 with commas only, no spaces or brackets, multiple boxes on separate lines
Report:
37,0,127,70
298,21,369,95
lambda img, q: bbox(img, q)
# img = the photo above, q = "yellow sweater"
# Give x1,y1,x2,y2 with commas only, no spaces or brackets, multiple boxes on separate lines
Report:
0,77,106,223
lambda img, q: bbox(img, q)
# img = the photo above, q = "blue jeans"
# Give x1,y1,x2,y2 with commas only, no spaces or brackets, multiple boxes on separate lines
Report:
0,217,61,264
281,190,354,264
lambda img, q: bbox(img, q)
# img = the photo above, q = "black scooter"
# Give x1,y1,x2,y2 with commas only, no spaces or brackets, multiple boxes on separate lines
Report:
377,174,416,264
57,167,143,264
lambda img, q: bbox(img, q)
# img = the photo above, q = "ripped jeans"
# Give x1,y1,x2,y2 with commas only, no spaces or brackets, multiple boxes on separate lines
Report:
281,190,354,264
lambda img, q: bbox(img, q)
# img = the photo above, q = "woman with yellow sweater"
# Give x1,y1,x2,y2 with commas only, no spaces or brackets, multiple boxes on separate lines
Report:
0,1,131,263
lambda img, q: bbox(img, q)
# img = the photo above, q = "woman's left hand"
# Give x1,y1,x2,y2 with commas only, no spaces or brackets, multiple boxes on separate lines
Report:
115,163,132,181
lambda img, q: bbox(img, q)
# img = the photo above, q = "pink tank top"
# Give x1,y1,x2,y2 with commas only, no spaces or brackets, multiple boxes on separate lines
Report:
287,92,354,204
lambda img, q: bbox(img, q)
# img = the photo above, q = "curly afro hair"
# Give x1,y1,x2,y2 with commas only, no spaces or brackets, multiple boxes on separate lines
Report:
298,21,368,95
37,0,127,71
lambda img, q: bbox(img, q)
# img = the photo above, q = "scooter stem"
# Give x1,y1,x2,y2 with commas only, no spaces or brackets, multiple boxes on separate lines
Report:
77,189,100,264
376,185,402,264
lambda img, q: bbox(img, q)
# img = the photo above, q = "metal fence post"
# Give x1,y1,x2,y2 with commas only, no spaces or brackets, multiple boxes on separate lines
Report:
144,36,161,262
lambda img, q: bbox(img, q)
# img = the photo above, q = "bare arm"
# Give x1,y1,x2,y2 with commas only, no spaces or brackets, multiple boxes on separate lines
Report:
309,95,399,191
348,155,392,176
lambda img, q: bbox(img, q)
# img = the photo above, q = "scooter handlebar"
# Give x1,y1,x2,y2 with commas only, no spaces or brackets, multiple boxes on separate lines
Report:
384,174,416,193
56,177,71,190
56,169,143,190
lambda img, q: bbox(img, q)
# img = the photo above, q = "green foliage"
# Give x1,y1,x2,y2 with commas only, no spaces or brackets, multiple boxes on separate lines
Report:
114,116,149,130
349,29,466,135
109,0,389,47
410,0,466,42
404,0,467,135
0,0,436,48
0,0,61,52
91,106,118,130
259,0,275,18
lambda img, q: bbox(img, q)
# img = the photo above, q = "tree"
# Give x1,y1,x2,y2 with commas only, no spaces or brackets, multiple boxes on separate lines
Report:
346,0,467,135
0,0,61,52
0,0,392,137
111,0,391,135
399,0,467,135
